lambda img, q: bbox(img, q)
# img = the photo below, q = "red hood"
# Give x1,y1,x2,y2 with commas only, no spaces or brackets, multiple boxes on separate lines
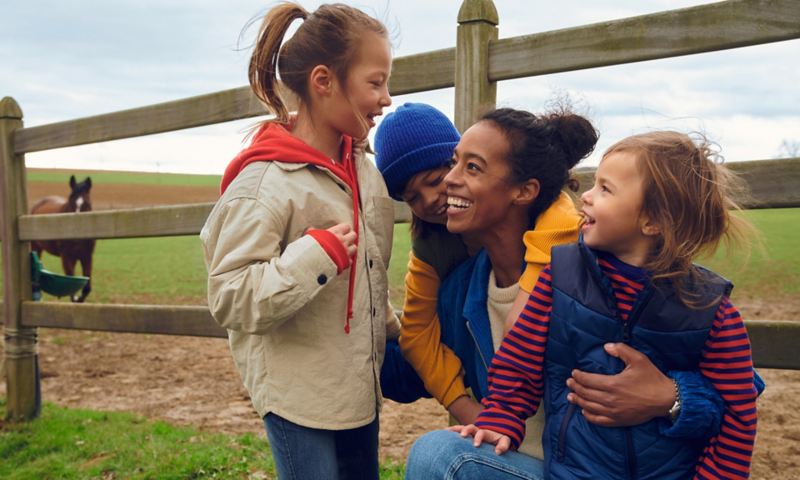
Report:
220,122,355,194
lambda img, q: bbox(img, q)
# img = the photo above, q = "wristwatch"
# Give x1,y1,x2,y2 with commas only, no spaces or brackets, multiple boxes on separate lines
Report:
667,378,681,423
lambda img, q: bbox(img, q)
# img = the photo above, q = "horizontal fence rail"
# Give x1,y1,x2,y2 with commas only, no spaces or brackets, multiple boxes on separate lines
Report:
17,158,800,241
12,301,798,370
18,197,413,241
488,0,800,82
12,0,800,155
21,302,226,338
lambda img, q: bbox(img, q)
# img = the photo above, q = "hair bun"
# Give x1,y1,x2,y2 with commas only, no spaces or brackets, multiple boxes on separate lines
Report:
547,113,598,169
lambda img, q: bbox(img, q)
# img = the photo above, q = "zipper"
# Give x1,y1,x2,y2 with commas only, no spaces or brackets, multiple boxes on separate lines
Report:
622,287,653,342
465,321,490,372
625,428,637,480
557,403,577,462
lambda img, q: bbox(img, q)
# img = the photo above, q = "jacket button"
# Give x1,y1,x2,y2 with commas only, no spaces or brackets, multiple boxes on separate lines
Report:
372,307,377,316
317,274,327,285
369,259,373,269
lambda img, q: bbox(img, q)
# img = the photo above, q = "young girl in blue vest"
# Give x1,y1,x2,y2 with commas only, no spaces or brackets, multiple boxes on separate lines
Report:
200,3,393,478
450,131,759,479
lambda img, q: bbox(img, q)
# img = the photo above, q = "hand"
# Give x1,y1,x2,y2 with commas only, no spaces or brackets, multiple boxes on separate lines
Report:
327,223,357,261
566,342,675,427
447,424,512,455
447,395,484,425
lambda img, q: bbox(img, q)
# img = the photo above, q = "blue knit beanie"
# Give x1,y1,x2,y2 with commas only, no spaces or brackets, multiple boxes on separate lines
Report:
375,103,460,200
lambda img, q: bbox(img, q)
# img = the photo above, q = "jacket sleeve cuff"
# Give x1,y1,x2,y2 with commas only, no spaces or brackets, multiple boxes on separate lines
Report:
306,229,349,274
441,377,469,409
474,409,524,450
660,370,725,439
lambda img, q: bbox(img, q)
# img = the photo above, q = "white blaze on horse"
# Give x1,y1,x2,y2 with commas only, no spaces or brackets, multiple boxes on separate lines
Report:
30,175,96,302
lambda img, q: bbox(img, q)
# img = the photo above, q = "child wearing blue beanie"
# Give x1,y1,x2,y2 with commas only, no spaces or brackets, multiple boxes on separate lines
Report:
375,103,584,429
375,102,460,200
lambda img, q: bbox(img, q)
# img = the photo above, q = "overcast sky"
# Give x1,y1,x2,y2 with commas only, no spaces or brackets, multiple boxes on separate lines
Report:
2,0,798,174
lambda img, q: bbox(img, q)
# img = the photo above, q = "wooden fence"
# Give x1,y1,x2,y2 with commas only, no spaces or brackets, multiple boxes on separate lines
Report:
2,0,800,420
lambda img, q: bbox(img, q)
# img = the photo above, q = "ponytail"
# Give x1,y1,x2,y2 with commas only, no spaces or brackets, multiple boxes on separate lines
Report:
249,3,308,123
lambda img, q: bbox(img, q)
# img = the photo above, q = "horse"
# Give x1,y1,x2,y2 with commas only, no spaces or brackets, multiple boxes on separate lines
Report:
30,175,96,302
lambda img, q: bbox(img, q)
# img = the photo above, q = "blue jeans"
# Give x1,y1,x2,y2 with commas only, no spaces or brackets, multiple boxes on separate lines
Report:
264,413,379,480
405,430,545,480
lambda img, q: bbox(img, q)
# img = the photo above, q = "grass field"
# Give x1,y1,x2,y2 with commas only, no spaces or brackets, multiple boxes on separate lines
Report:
0,399,404,480
26,169,222,188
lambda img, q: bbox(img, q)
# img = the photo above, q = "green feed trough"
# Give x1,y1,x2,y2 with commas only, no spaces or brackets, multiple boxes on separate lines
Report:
30,252,89,298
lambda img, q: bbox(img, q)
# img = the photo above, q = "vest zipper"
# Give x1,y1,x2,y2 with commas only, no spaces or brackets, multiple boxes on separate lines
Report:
621,287,651,478
625,428,637,480
623,287,653,342
557,403,577,462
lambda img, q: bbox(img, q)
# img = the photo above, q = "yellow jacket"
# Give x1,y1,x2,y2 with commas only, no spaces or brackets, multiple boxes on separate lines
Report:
398,192,581,407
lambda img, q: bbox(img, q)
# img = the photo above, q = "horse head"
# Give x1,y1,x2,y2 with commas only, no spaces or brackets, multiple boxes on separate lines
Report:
68,175,92,213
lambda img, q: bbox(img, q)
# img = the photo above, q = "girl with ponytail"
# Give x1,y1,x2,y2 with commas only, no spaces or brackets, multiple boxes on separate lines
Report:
201,3,393,478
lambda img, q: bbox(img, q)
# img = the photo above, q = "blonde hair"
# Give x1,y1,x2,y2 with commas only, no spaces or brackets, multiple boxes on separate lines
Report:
248,2,387,123
604,131,754,307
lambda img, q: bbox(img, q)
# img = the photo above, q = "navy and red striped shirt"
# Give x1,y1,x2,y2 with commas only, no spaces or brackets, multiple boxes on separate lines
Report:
474,255,757,479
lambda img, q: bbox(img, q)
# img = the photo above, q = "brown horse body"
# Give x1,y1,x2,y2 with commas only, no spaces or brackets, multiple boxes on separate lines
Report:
30,175,96,302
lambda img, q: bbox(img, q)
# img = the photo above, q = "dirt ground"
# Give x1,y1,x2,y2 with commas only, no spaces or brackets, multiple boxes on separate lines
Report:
3,179,798,478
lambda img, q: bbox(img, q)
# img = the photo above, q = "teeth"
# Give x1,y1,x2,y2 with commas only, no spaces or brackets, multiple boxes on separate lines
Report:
447,196,473,208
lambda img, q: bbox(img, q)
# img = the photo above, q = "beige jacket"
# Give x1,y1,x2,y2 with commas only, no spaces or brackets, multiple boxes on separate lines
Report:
200,153,394,430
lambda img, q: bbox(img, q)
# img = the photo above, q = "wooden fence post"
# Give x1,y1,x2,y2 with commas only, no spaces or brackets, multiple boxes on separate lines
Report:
1,96,38,421
455,0,498,132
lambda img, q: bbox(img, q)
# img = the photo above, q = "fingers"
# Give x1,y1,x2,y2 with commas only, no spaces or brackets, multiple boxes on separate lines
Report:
326,223,358,258
567,376,615,403
604,342,646,365
569,369,614,393
327,223,352,236
495,436,511,455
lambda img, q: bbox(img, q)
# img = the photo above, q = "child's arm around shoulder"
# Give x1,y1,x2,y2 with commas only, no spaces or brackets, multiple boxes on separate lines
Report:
400,251,471,409
201,195,344,334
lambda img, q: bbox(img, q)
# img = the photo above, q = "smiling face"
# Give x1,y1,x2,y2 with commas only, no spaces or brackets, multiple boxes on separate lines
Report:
443,121,521,235
580,151,659,266
402,165,450,225
327,31,392,139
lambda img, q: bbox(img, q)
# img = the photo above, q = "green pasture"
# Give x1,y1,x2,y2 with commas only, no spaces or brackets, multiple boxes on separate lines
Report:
27,169,221,188
0,399,404,479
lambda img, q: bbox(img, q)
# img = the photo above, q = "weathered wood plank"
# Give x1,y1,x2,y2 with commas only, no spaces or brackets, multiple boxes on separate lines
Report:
19,200,413,241
572,158,800,209
14,87,264,154
22,302,227,338
17,300,800,369
489,0,800,82
1,96,39,420
455,0,499,132
747,320,800,370
13,49,456,155
19,203,216,241
390,48,456,96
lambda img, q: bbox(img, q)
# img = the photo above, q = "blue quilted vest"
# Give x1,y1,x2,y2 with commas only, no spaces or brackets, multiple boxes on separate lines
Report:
544,242,731,480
